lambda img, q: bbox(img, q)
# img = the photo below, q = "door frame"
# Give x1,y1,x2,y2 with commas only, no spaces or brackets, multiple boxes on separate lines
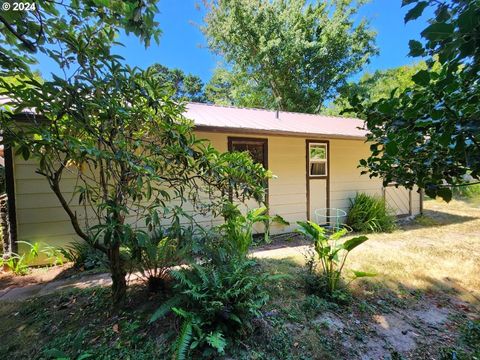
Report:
306,139,330,221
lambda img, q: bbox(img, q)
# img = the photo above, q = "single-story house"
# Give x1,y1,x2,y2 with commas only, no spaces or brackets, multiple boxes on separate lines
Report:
2,103,422,252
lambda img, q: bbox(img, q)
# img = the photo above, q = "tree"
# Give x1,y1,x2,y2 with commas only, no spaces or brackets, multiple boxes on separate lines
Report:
205,67,268,108
202,0,377,113
0,1,269,307
0,0,160,75
351,0,480,201
327,62,427,116
150,64,206,102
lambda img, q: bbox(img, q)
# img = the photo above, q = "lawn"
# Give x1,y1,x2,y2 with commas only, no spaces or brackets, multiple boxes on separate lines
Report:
0,199,479,359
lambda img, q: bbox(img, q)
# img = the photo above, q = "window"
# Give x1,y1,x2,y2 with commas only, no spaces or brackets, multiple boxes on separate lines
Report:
309,143,327,177
229,138,268,168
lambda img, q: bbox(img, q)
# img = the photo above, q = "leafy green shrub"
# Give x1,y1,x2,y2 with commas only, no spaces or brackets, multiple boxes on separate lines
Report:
463,320,480,349
346,193,396,233
150,260,271,359
134,232,184,293
150,206,278,359
0,241,62,275
297,222,374,298
58,241,108,271
453,183,480,200
195,205,269,265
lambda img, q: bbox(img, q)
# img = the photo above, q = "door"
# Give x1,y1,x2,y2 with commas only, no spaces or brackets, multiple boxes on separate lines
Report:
306,140,329,224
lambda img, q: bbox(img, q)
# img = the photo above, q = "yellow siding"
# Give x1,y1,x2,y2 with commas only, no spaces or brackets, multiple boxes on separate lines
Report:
12,132,422,250
329,139,383,213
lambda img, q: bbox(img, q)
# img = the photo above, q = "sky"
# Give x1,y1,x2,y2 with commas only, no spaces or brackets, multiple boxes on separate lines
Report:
36,0,433,84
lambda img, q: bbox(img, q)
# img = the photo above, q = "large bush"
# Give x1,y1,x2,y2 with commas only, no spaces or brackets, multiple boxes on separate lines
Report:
346,193,396,233
150,207,277,358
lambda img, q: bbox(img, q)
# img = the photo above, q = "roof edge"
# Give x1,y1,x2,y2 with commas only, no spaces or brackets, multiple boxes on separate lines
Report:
194,125,367,141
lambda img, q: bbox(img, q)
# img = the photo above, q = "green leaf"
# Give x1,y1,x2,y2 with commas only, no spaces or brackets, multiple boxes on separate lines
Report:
271,214,290,226
385,141,399,156
206,331,227,354
343,236,368,251
411,70,430,86
173,320,193,360
149,297,180,323
351,270,376,278
404,1,428,23
436,187,452,202
78,353,94,360
408,40,424,57
421,22,454,40
402,0,418,6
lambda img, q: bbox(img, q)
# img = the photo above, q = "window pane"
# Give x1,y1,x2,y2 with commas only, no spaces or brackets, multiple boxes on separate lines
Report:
231,141,266,167
310,162,326,176
310,144,326,161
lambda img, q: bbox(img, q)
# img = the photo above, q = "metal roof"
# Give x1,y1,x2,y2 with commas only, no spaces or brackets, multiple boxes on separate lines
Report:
185,102,367,139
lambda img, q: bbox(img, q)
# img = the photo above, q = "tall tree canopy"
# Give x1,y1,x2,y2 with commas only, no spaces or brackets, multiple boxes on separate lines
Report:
351,0,480,201
327,62,427,116
150,64,206,102
202,0,377,113
205,67,267,107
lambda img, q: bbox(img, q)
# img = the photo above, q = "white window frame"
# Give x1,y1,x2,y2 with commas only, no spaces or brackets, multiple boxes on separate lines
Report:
309,143,328,177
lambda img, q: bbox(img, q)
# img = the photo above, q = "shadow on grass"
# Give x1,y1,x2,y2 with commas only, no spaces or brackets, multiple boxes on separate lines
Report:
404,209,478,229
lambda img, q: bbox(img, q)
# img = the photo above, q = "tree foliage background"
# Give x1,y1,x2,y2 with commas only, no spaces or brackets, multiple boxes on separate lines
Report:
327,62,428,116
351,0,480,201
202,0,377,113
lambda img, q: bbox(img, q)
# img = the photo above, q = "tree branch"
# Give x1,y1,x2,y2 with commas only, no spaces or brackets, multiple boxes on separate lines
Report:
0,15,36,52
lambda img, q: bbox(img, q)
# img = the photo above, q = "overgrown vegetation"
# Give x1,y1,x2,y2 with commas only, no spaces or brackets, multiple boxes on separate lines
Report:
148,207,281,358
350,0,480,201
0,0,269,308
0,241,63,275
296,222,373,300
346,193,396,233
58,241,109,271
453,183,480,201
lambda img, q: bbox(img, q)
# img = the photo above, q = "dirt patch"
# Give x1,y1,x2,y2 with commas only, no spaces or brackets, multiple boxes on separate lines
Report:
372,313,418,353
0,263,74,291
314,313,346,332
253,232,309,252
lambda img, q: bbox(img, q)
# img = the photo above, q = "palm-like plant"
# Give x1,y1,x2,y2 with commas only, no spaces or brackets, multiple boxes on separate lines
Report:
296,221,373,294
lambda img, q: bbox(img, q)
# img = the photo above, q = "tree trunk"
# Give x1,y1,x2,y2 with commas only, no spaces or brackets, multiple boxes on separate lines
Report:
109,243,126,309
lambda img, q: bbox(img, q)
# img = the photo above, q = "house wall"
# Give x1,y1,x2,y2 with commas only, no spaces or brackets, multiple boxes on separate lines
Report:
11,131,422,252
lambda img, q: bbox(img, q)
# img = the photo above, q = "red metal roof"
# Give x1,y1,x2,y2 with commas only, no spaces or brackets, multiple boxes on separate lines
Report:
185,102,367,139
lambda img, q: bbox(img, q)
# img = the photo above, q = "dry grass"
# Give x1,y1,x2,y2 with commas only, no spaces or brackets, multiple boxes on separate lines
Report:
255,199,480,305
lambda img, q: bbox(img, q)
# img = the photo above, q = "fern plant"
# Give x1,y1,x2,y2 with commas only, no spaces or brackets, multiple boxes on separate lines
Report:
134,232,185,293
150,259,272,359
297,221,374,296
